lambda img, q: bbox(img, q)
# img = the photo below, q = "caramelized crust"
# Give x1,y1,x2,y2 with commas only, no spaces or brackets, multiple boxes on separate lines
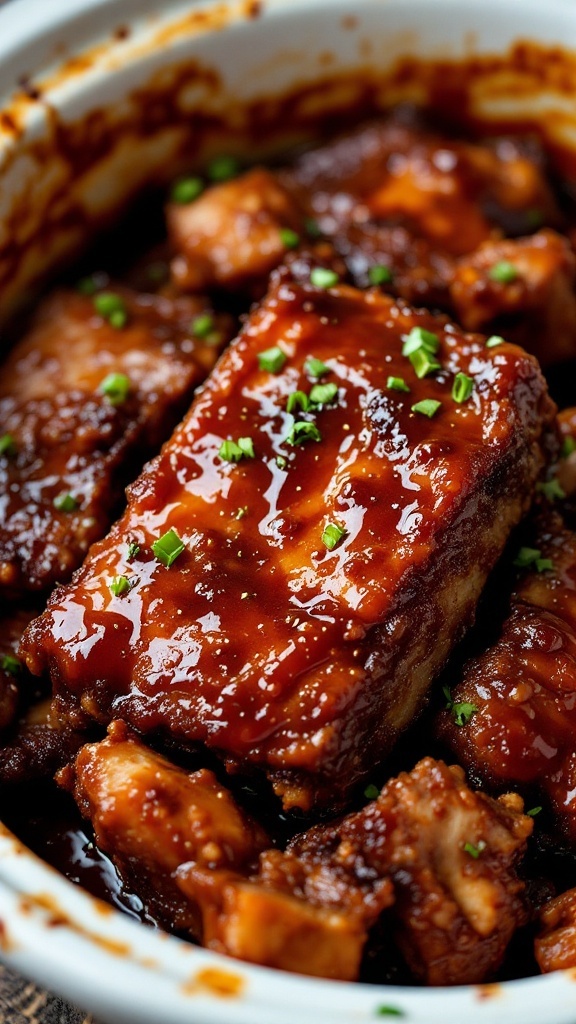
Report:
0,287,233,595
438,513,576,841
0,608,36,733
20,268,554,811
535,887,576,972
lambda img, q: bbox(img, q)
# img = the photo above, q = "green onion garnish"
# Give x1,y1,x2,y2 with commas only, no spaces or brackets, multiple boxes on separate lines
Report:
322,522,347,550
452,372,474,404
126,542,140,561
94,292,128,328
192,313,215,339
536,557,553,573
286,421,322,446
309,382,338,407
276,455,288,470
489,260,518,284
1,654,21,676
305,356,330,379
152,528,185,567
486,335,505,349
386,377,410,393
258,346,287,374
99,372,131,406
170,176,204,204
207,155,240,182
464,841,485,859
364,783,380,800
561,436,576,458
527,806,542,817
304,217,322,239
537,478,566,502
53,492,78,512
368,265,393,286
513,547,553,572
0,433,17,457
453,701,478,727
219,437,255,462
375,1009,405,1019
402,327,439,357
279,228,300,250
109,575,131,597
411,399,442,418
287,391,310,414
310,267,339,289
409,347,441,379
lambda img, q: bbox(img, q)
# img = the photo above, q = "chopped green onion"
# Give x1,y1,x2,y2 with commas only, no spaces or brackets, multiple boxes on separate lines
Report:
309,382,338,407
409,347,441,379
207,155,240,182
322,522,347,550
368,265,393,286
310,267,339,289
170,175,204,204
99,372,131,406
561,436,576,458
452,372,474,404
286,391,310,414
0,433,17,457
536,557,554,573
411,399,442,418
464,840,485,859
94,292,128,328
258,346,287,374
285,421,322,446
192,313,215,339
489,260,518,284
53,492,78,512
219,437,255,462
375,1009,405,1018
305,356,330,379
304,217,322,239
152,528,185,568
109,575,131,597
527,806,542,817
279,227,300,250
486,335,505,349
402,327,439,357
276,455,287,470
126,541,140,561
386,376,410,393
1,654,21,676
537,478,566,502
364,783,380,800
445,685,478,728
514,546,547,569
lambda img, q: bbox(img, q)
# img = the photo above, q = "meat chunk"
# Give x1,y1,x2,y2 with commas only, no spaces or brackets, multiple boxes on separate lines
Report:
0,609,36,733
21,266,554,811
286,757,532,985
438,512,576,841
168,167,306,296
281,110,560,301
0,287,233,595
449,230,576,365
0,697,84,786
535,887,576,972
61,722,269,933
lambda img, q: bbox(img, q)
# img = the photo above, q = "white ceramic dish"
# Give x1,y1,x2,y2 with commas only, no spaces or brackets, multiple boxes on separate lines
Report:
2,1,576,1021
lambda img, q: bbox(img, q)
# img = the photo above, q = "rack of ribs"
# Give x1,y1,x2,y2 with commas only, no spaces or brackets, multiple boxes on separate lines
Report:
20,262,555,811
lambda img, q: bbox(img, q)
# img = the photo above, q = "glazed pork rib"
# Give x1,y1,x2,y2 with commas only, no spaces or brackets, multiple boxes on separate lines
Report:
21,265,554,810
0,286,232,596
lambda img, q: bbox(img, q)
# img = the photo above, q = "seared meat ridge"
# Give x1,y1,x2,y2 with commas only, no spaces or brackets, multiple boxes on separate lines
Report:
0,286,232,596
21,265,554,811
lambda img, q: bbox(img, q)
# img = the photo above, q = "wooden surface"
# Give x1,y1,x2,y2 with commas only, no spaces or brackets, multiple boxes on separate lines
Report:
0,964,98,1024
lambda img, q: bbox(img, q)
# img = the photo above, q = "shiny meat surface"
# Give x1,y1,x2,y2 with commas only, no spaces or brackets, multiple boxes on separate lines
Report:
0,287,233,595
288,757,532,985
449,230,576,366
62,721,269,934
535,887,576,972
438,513,576,841
21,267,554,811
168,167,306,296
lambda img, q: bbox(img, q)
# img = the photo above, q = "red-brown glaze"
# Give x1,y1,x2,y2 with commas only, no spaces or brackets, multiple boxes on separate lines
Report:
0,287,233,595
438,513,576,842
20,266,554,810
535,887,576,972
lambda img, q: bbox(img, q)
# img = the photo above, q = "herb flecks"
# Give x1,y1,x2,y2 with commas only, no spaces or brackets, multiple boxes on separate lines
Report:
285,421,322,446
219,437,255,463
109,575,131,598
152,528,185,568
322,522,347,550
99,372,131,406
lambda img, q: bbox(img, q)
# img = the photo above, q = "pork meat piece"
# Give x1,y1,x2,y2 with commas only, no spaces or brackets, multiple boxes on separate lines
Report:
281,109,560,301
21,265,555,811
0,286,233,596
61,721,269,934
167,167,308,296
448,230,576,365
535,887,576,972
0,608,36,733
438,512,576,841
